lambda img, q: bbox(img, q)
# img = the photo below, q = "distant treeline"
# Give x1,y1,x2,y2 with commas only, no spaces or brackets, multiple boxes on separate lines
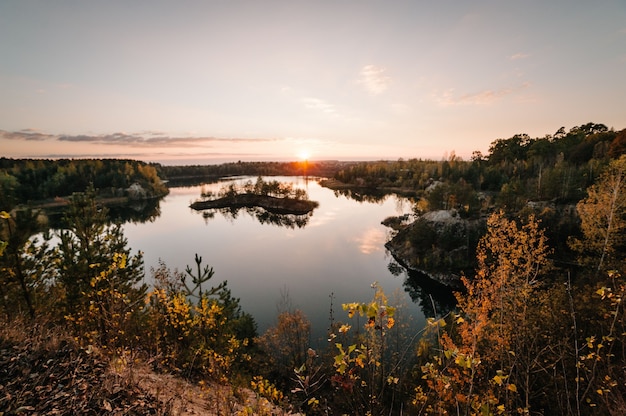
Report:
156,160,355,185
0,158,168,211
333,122,626,214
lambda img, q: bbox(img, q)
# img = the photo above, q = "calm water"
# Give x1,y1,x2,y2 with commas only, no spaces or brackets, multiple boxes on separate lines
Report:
122,176,450,343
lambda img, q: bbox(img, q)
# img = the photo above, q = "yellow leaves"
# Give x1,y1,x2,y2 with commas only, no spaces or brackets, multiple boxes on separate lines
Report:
355,355,365,368
492,374,506,386
342,284,397,331
596,287,609,298
338,324,351,333
443,348,456,360
251,376,284,404
386,375,399,385
386,317,395,329
454,353,474,369
427,317,447,328
343,302,360,319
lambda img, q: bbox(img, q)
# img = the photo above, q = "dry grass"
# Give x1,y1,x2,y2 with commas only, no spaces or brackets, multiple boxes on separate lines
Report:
0,318,299,415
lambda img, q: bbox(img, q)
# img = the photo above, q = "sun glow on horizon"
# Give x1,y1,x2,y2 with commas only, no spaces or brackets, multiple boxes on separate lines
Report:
298,150,311,161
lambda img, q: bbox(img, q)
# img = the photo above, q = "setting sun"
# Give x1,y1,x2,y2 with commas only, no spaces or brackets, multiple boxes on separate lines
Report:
298,150,310,161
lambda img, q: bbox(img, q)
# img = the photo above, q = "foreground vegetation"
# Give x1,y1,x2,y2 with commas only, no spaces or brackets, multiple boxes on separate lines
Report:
2,122,626,414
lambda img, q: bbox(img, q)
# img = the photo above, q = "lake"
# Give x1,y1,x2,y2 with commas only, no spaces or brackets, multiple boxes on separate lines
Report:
122,176,454,344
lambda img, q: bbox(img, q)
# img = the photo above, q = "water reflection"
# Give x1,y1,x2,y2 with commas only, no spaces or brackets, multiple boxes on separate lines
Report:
108,198,162,224
332,188,388,203
352,227,388,254
46,196,163,229
200,206,315,229
330,187,418,205
387,259,457,317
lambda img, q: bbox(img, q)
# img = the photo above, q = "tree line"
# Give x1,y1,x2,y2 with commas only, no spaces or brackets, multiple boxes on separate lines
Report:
0,158,168,211
334,123,626,212
156,160,351,186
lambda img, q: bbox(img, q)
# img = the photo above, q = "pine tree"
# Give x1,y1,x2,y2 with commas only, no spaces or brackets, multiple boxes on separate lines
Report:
54,185,146,345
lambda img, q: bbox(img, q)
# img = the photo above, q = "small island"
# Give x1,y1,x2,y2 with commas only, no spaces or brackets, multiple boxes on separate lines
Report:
190,176,319,215
190,193,318,215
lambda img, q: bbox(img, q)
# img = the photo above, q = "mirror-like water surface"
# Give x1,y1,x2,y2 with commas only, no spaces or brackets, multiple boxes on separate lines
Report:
123,176,445,342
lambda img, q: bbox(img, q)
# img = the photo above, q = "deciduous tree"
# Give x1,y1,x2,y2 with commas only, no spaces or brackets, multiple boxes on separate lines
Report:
416,211,551,414
570,155,626,274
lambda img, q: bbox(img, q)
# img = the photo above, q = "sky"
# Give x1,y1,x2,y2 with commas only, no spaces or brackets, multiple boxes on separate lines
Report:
1,1,625,165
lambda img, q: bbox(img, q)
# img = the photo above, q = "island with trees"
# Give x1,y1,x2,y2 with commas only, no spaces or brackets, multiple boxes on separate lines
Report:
190,176,319,215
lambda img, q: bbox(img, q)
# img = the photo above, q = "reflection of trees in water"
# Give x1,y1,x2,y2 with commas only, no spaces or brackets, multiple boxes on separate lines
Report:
201,206,314,229
332,187,419,206
387,259,457,317
108,199,162,224
47,197,163,228
332,188,388,203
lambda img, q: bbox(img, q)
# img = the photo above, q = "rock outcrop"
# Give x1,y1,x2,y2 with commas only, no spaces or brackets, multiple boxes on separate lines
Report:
384,209,484,288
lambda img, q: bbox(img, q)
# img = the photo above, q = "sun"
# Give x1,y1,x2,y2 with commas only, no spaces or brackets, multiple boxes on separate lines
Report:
298,150,310,161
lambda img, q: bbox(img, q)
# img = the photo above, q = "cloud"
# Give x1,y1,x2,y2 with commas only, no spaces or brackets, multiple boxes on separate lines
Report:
59,132,278,146
1,129,279,148
435,82,531,106
0,129,56,141
301,97,336,114
358,65,391,95
509,52,530,61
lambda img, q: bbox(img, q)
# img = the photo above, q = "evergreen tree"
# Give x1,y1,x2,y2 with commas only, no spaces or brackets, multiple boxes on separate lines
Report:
54,185,146,344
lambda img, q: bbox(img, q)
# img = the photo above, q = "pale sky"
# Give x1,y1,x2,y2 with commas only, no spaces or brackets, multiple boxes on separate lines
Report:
1,1,625,164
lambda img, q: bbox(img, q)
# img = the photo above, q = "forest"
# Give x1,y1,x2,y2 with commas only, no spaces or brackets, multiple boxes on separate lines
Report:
1,122,626,415
0,158,168,211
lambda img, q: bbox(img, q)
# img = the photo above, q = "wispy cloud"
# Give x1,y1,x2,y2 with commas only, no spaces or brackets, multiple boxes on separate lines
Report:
510,52,530,61
0,130,279,147
435,82,531,106
358,65,391,95
13,150,275,162
0,129,55,141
